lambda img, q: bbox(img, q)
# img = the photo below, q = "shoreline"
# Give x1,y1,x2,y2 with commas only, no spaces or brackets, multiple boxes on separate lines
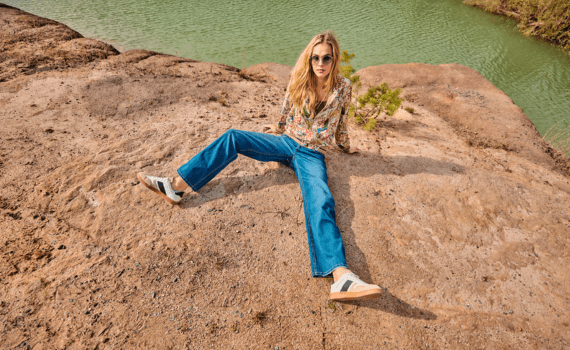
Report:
464,0,570,54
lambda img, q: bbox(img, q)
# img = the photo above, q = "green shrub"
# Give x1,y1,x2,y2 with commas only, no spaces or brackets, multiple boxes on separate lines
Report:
405,107,415,114
340,51,403,131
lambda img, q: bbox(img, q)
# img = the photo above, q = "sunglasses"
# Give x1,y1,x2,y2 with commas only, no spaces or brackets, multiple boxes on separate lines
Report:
311,54,333,65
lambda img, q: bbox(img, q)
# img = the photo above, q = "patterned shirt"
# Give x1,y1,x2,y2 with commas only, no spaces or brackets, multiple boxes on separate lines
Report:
277,76,352,152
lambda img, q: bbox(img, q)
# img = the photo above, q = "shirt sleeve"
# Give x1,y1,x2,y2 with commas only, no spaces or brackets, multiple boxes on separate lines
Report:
335,83,352,152
277,90,292,133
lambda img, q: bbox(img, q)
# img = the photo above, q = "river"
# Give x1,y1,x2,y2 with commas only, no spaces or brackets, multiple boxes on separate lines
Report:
4,0,570,134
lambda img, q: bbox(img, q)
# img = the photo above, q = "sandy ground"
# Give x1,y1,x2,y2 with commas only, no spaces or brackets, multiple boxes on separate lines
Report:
1,4,570,350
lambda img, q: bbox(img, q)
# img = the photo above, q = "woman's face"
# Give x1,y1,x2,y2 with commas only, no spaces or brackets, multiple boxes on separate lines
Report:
311,43,333,81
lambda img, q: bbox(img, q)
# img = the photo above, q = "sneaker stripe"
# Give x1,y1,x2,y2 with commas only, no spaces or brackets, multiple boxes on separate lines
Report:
340,280,353,292
175,191,184,197
157,181,167,195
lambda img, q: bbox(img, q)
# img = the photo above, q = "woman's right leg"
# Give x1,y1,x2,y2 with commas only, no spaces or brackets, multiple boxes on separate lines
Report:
177,129,294,192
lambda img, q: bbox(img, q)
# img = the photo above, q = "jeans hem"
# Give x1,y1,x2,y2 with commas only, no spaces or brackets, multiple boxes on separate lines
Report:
312,262,348,278
176,168,198,192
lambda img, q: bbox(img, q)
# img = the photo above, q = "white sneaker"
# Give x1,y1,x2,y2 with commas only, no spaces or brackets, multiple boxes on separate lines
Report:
137,172,184,205
330,272,382,301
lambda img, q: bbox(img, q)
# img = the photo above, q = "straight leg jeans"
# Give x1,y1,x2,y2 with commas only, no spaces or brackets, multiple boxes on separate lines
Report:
177,129,347,277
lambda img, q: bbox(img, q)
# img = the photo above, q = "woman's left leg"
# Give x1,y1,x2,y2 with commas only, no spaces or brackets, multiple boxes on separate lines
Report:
289,144,383,301
289,146,347,278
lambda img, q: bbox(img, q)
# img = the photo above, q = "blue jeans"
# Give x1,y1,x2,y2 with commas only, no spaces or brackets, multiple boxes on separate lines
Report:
177,129,347,277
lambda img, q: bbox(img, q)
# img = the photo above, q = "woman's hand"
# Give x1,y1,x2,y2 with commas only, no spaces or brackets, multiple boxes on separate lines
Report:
262,124,282,134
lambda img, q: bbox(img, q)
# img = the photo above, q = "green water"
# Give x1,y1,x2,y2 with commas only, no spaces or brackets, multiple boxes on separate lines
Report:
5,0,570,134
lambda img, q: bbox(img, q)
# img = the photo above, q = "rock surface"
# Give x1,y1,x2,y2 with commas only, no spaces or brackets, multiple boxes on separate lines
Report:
1,5,569,350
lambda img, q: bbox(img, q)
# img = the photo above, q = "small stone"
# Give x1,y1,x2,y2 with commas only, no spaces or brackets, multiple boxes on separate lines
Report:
57,245,66,250
150,292,156,298
508,309,513,314
275,347,279,350
188,307,193,311
156,276,161,281
239,313,243,318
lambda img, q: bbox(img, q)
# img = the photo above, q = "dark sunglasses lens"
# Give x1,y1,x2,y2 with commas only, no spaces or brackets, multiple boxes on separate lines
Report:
311,55,333,64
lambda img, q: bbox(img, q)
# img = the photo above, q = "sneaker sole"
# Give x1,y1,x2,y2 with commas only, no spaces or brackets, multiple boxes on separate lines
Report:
330,288,383,301
137,173,180,205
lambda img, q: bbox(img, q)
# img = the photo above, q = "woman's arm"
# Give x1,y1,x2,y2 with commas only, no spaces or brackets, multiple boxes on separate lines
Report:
276,90,292,133
335,83,355,153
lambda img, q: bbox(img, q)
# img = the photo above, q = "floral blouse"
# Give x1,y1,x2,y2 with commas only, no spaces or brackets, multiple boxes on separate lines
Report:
277,76,352,152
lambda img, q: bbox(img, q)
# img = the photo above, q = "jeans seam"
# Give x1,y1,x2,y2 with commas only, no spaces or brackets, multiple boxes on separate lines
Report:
240,149,289,159
295,163,318,271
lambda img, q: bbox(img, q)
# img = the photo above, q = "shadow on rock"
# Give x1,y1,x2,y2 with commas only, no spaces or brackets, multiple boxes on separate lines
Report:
178,166,298,209
343,289,437,320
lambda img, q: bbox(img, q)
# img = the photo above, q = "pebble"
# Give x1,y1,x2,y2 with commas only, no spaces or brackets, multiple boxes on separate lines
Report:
239,313,243,318
508,309,513,314
150,292,156,298
188,307,193,311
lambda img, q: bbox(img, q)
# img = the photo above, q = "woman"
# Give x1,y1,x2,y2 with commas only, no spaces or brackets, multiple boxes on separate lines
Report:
138,31,382,301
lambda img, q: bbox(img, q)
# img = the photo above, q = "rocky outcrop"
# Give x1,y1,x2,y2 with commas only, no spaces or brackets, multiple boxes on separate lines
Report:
1,5,569,350
0,4,119,82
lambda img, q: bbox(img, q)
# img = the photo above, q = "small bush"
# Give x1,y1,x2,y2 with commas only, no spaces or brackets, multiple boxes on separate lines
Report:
405,107,415,114
340,51,402,131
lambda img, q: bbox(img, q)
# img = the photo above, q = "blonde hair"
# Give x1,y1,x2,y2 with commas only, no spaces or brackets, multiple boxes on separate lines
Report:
288,31,341,117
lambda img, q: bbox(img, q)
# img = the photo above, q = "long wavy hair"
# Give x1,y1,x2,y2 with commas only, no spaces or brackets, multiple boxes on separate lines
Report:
288,31,341,117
